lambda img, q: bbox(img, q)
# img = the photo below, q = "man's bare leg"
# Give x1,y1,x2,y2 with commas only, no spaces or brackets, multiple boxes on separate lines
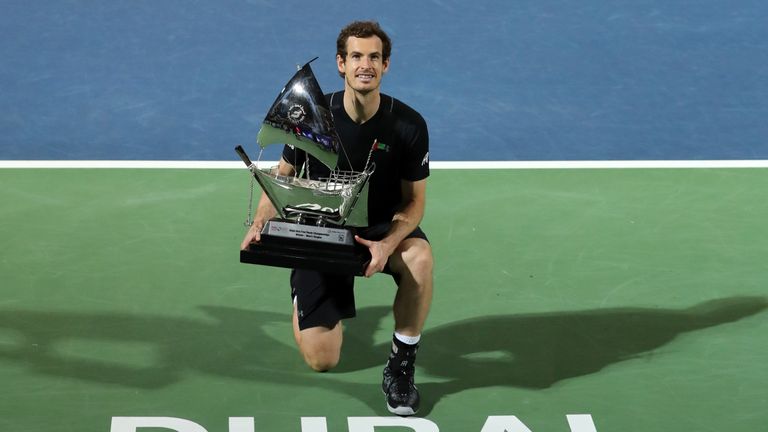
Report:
292,304,343,372
383,237,433,415
389,238,433,335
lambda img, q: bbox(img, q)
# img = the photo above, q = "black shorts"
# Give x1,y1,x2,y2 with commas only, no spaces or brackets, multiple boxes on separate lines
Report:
291,224,429,330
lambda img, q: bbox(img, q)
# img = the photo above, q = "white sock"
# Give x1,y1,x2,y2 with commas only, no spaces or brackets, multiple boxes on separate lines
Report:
394,331,421,346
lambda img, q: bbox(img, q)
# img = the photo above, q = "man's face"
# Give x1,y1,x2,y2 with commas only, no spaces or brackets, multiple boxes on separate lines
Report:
337,36,389,94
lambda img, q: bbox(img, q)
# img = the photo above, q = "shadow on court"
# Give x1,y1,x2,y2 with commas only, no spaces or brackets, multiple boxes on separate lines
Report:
0,307,304,389
0,296,765,415
339,296,768,414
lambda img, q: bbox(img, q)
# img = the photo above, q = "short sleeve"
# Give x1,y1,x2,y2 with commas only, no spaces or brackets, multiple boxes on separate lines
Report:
401,115,430,181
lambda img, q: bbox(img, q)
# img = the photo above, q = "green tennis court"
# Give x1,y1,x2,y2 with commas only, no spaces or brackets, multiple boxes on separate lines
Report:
1,168,766,431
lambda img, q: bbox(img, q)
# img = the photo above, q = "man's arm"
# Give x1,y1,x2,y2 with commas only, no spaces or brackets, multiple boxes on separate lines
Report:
355,178,427,277
240,157,296,250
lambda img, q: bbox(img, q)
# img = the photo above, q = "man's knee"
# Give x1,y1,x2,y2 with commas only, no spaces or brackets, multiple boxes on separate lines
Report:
409,246,433,276
393,239,433,279
296,323,343,372
303,350,340,372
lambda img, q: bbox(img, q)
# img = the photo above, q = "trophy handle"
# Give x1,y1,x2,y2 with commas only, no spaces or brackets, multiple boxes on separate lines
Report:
234,145,253,166
234,145,288,220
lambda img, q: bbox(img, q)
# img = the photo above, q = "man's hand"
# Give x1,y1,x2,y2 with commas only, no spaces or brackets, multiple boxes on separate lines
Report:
354,235,390,277
240,219,266,251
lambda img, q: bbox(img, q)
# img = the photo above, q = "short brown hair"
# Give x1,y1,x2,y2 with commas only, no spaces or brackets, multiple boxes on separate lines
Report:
336,20,392,63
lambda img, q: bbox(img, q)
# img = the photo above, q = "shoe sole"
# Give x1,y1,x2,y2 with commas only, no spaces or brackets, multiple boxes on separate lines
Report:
383,387,418,416
387,403,417,416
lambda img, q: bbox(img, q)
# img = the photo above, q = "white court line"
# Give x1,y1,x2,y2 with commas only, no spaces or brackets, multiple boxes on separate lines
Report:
1,160,768,169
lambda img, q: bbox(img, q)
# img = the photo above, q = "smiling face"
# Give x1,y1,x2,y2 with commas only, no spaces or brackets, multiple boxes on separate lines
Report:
337,36,390,95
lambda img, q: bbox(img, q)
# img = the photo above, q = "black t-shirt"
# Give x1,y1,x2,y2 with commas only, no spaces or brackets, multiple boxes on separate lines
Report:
282,91,430,225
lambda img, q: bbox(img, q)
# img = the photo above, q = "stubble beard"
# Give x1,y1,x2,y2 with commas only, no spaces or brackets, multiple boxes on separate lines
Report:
345,73,379,96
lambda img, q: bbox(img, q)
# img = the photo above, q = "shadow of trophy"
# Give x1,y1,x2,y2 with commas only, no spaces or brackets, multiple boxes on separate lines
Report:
236,59,373,276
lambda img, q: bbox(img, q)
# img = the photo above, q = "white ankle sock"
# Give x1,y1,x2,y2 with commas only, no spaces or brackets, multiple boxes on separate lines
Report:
394,332,421,345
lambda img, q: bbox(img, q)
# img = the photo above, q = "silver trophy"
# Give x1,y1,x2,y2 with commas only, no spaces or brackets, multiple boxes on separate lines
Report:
236,59,373,275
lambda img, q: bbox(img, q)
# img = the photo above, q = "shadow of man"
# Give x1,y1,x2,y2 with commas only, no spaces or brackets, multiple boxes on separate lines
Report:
1,296,765,416
0,306,306,389
338,296,767,414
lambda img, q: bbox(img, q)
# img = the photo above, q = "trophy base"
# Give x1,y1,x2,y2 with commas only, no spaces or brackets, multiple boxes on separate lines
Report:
240,220,371,276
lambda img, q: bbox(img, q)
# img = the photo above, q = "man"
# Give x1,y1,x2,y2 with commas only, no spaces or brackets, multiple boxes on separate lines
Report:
241,21,432,416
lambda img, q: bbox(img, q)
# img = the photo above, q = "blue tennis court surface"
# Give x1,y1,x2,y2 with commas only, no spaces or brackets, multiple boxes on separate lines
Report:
1,0,767,161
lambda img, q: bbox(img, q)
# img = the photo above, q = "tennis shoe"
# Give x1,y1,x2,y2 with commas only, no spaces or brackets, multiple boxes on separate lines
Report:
382,365,420,416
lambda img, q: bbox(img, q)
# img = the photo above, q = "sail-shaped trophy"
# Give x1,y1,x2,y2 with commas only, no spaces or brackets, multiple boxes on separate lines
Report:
236,59,373,275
